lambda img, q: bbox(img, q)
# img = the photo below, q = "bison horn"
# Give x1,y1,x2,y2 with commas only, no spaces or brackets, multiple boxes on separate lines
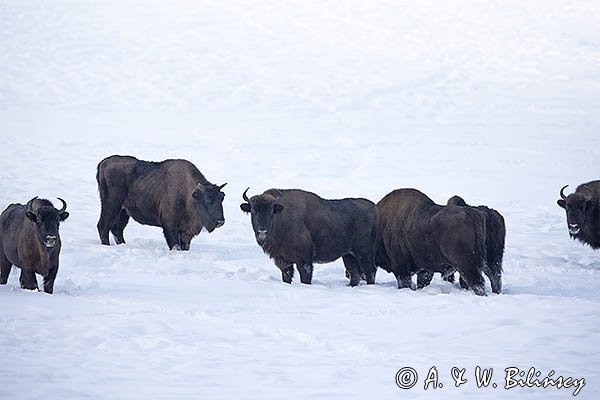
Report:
560,185,569,200
57,197,67,213
242,187,250,202
26,196,38,212
273,189,283,199
219,182,227,190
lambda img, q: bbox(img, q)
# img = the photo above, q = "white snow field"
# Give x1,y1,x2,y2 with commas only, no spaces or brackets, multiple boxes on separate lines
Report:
1,1,599,399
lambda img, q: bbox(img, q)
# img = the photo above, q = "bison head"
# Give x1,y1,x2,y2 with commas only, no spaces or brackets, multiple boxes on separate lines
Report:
240,188,283,246
25,197,69,254
557,185,593,235
192,182,226,232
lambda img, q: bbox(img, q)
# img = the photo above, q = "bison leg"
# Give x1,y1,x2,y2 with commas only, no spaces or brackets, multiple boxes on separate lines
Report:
459,268,486,296
110,209,130,245
353,252,377,285
43,265,59,294
19,269,38,291
342,255,361,286
273,258,293,284
297,263,314,284
459,276,468,289
162,227,181,250
0,255,12,285
394,273,412,289
179,232,194,251
417,270,434,289
97,197,127,245
483,264,502,294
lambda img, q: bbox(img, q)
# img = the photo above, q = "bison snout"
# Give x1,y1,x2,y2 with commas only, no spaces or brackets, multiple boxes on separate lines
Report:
256,229,268,243
215,219,225,228
568,223,580,235
44,235,57,248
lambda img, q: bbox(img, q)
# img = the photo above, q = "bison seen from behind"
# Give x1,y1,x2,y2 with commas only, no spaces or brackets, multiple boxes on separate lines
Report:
417,195,505,293
557,181,600,249
0,197,69,294
376,189,488,296
97,155,226,250
240,188,377,286
446,195,505,293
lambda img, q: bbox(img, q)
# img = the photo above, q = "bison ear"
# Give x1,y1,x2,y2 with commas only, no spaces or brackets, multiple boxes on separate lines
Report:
240,203,251,213
557,199,566,209
274,204,284,213
59,211,70,221
25,211,37,222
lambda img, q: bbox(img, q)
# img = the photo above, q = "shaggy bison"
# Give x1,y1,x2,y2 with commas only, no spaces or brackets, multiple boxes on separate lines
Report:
557,181,600,249
0,197,69,293
96,155,226,250
240,188,377,286
376,189,488,296
418,195,505,294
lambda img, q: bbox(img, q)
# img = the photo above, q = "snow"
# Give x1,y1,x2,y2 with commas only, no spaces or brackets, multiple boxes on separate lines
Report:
1,0,599,398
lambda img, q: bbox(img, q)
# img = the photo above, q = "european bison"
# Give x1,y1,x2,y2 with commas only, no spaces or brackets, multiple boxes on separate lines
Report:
240,188,377,286
417,195,505,294
376,189,489,296
0,197,69,294
557,181,600,249
97,155,226,250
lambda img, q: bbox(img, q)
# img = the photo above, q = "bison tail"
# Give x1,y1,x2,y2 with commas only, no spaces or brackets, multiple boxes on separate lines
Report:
485,211,506,273
96,164,109,203
464,208,487,272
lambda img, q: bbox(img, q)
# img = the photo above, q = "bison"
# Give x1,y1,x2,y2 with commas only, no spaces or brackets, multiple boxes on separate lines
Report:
0,197,69,294
417,195,505,294
240,188,377,286
376,189,489,296
557,181,600,249
96,155,226,250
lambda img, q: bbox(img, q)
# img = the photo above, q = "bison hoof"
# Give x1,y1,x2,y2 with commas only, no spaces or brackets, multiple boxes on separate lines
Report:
471,285,487,296
396,277,413,290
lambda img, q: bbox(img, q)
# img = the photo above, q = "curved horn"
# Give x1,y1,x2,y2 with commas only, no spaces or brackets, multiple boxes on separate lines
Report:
242,187,250,202
273,189,283,199
26,196,38,212
560,185,569,200
219,182,227,190
57,197,67,213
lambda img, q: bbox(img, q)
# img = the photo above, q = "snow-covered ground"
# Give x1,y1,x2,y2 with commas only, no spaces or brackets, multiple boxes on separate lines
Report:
1,1,599,398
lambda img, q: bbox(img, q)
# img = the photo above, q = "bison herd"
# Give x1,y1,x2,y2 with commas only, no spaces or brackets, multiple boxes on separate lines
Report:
0,155,598,296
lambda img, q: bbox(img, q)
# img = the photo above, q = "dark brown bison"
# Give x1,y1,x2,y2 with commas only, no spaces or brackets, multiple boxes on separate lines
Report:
240,188,377,286
557,181,600,249
96,155,226,250
376,189,488,296
0,197,69,294
417,195,505,294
